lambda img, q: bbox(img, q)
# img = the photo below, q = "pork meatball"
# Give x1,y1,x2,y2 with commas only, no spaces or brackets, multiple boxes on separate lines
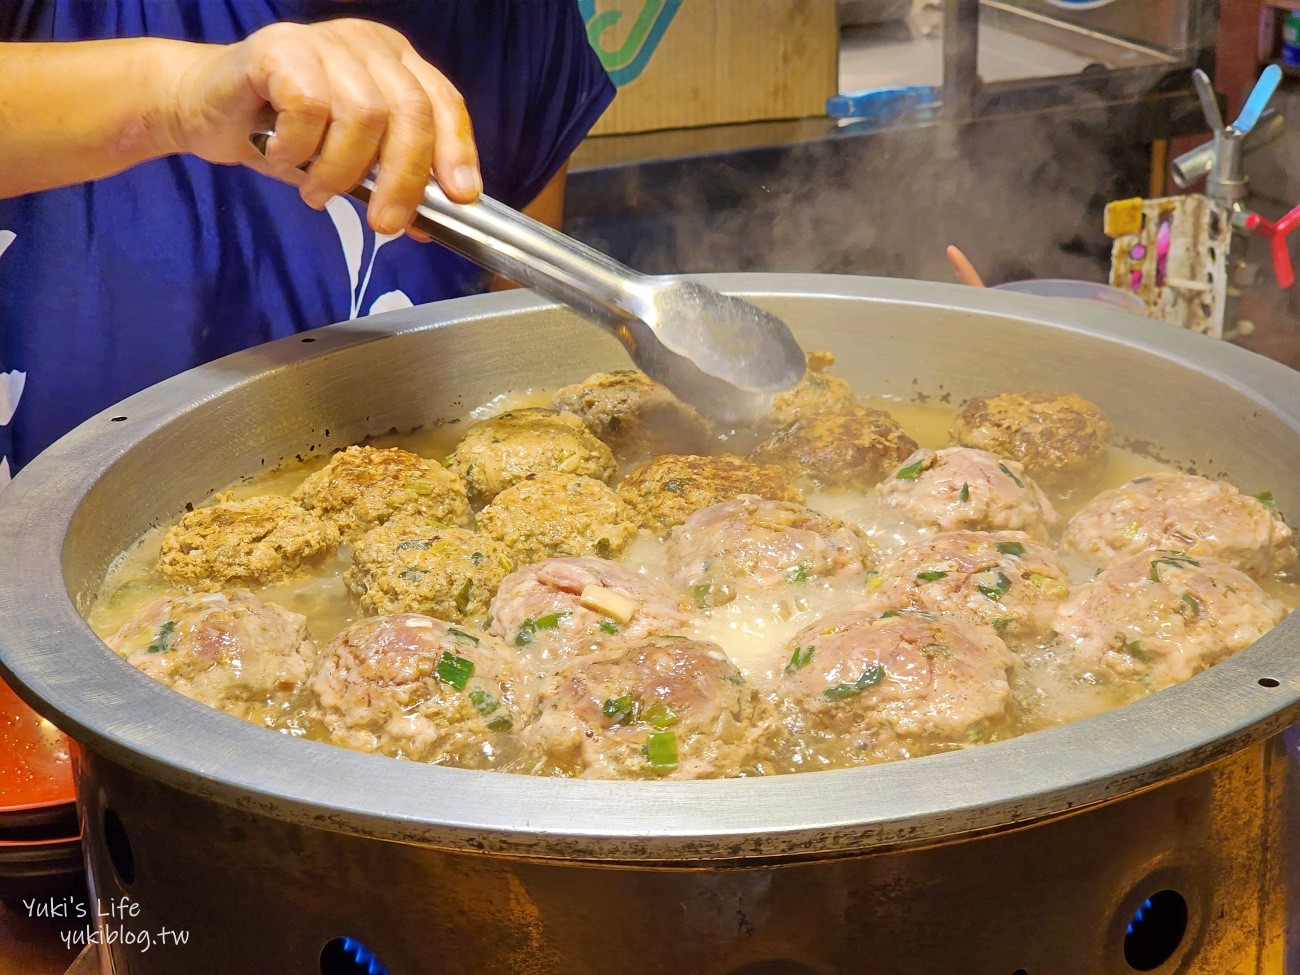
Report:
752,406,919,490
666,496,874,607
488,556,691,673
308,614,520,765
619,454,803,532
106,590,316,723
293,445,470,542
771,608,1016,763
552,370,714,461
476,472,639,565
1060,473,1296,578
867,530,1071,643
767,350,857,427
346,520,514,623
950,390,1114,483
876,447,1060,541
521,637,774,779
447,407,617,507
1053,550,1288,688
158,493,339,590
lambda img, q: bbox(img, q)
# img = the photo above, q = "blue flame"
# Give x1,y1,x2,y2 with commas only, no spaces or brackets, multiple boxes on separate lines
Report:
1126,897,1154,937
340,938,389,975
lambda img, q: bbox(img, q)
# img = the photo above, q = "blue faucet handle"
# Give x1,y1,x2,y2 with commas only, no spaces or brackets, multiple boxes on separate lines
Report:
1234,64,1283,135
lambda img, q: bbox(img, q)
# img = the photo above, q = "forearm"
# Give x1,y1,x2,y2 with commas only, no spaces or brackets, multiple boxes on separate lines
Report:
0,39,197,197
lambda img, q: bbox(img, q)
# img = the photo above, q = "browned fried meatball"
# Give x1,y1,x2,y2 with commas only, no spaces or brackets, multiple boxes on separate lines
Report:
767,350,857,427
476,471,639,565
752,406,919,490
308,614,520,766
520,637,775,778
771,608,1016,763
552,370,714,461
866,530,1071,643
619,454,804,532
346,520,514,622
158,493,338,590
293,445,470,541
1053,550,1288,688
876,447,1060,541
447,407,617,506
950,391,1114,483
1061,473,1296,578
106,590,316,724
489,557,691,674
666,496,874,606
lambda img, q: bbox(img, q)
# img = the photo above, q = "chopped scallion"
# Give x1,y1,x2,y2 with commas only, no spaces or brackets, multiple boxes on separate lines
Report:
602,695,638,725
822,664,886,701
690,583,712,609
916,569,948,582
895,459,926,480
998,463,1024,488
785,645,814,672
599,620,620,634
434,651,475,690
642,731,679,772
468,689,499,716
959,482,970,503
995,541,1026,557
146,620,176,654
643,701,678,729
447,627,480,644
977,570,1013,603
786,564,809,584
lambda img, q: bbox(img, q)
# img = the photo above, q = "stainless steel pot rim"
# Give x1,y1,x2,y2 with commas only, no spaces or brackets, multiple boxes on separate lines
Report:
0,274,1296,861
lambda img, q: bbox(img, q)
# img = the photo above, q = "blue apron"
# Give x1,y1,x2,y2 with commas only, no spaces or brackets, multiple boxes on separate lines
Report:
0,1,614,482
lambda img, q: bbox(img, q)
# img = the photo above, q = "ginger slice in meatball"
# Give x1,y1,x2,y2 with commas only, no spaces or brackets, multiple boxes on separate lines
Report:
1052,549,1288,689
1061,472,1297,579
950,390,1114,484
520,637,777,779
752,406,919,491
476,471,639,567
619,453,803,532
552,370,714,461
876,447,1060,541
293,444,471,542
447,407,618,507
488,556,691,674
347,519,514,623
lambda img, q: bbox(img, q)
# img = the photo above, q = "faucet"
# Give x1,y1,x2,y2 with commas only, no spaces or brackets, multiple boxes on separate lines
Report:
1171,66,1298,327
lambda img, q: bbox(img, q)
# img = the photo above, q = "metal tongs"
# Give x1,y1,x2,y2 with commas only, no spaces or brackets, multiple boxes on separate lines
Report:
250,129,805,422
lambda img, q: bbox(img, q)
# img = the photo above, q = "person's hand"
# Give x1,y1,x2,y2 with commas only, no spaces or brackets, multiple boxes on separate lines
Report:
167,19,481,235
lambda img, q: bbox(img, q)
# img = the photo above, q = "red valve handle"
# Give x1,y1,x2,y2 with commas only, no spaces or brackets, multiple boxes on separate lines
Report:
1244,204,1300,289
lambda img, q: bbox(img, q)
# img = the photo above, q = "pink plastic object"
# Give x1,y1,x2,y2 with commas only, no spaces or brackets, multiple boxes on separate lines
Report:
1244,204,1300,289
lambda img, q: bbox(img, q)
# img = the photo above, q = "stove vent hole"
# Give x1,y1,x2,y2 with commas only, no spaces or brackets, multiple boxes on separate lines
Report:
1123,889,1187,971
1259,677,1280,688
102,808,135,887
320,937,390,975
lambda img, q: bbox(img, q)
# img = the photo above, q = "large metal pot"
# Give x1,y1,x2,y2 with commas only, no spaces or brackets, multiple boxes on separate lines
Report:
0,275,1297,975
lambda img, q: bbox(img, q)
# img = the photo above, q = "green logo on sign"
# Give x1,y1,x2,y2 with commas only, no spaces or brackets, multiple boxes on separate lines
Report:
580,0,683,87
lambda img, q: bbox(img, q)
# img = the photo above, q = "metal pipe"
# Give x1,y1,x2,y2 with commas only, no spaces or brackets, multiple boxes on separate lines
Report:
941,0,981,119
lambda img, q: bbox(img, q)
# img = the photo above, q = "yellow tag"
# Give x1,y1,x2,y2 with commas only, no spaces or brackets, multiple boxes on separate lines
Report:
1104,198,1144,237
